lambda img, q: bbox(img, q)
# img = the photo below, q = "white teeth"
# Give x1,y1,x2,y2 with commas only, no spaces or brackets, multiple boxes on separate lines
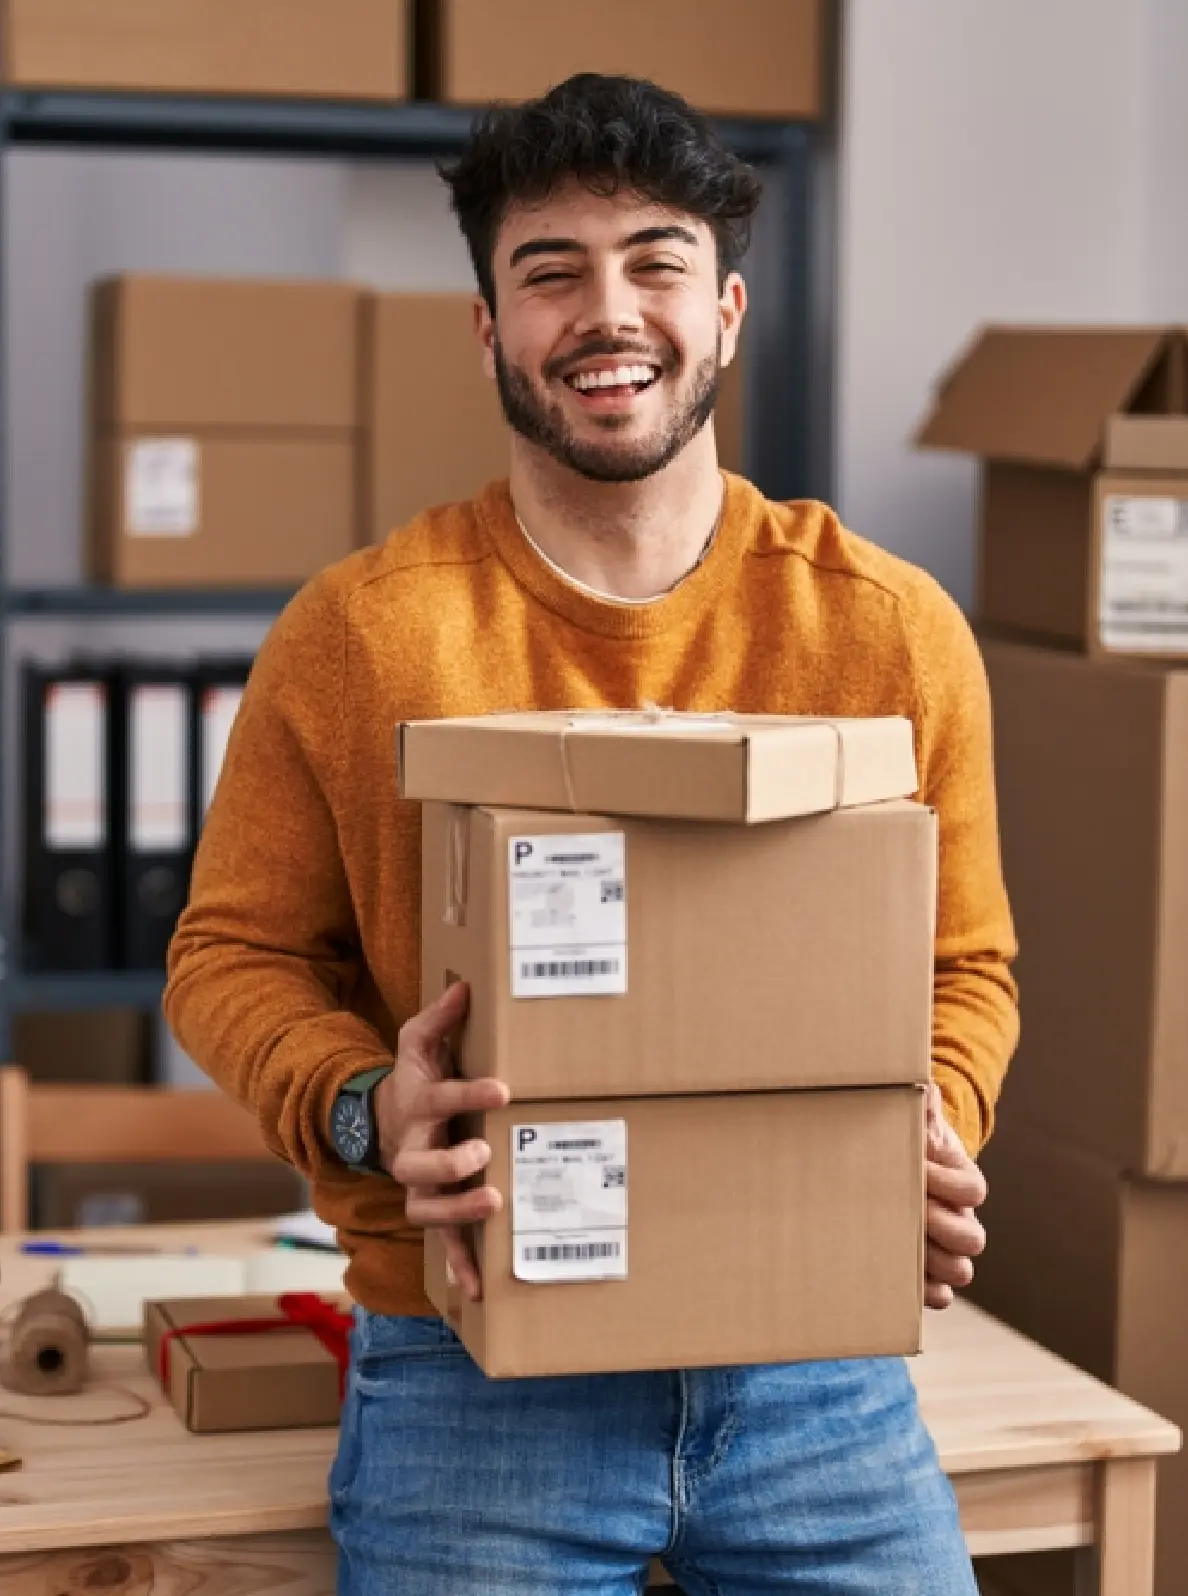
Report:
568,364,657,391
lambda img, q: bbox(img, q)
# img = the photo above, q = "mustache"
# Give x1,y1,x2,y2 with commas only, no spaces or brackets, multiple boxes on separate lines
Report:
544,338,679,381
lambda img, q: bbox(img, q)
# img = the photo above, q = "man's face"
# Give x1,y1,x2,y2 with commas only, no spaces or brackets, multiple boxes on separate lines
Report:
477,182,745,484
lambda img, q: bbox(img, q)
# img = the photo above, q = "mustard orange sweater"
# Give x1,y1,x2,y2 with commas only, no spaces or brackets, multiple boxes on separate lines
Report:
164,475,1019,1315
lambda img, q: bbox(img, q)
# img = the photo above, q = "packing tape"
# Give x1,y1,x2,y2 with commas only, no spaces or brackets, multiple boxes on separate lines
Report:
444,804,470,927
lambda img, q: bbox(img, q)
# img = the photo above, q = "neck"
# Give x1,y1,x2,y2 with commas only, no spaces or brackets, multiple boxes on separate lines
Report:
508,427,725,601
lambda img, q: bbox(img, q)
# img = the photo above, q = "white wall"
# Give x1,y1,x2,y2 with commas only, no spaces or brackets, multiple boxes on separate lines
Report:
835,0,1150,609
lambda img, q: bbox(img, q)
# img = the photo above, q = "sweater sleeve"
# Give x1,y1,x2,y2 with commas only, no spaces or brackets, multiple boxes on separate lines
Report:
906,576,1020,1157
162,576,393,1180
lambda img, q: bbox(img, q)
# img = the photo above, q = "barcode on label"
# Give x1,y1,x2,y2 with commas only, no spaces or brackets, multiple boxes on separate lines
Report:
520,958,620,981
521,1241,622,1263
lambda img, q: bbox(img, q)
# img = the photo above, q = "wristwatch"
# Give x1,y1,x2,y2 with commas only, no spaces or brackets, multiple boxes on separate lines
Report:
329,1065,394,1174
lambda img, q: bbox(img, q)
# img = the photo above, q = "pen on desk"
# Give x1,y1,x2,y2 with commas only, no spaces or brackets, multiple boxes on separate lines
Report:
19,1241,186,1256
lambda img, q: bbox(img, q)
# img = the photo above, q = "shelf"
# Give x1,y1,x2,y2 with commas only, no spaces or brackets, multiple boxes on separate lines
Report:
0,89,805,163
3,969,166,1014
3,586,296,617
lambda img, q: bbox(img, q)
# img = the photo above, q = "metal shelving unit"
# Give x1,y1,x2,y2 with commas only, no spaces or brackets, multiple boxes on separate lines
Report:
0,88,825,1058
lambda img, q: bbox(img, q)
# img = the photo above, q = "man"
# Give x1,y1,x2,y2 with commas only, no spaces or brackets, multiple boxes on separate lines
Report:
165,73,1018,1595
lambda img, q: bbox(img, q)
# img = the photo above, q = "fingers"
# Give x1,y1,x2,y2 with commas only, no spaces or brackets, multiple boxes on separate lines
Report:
404,1183,503,1228
925,1280,955,1312
440,1226,482,1302
391,1138,492,1189
926,1198,986,1260
420,1075,511,1121
398,981,470,1060
927,1156,987,1210
926,1240,975,1293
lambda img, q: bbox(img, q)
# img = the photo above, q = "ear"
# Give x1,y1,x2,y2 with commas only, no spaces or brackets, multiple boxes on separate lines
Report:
717,273,748,369
474,295,497,381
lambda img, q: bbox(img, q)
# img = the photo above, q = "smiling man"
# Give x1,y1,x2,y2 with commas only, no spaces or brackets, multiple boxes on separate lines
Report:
165,74,1018,1595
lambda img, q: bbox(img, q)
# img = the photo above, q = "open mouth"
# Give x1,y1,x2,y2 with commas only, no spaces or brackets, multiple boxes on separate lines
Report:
564,363,661,399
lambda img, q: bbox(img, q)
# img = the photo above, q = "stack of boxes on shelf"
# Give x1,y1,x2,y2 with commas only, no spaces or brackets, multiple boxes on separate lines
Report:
398,710,934,1378
0,0,825,120
917,326,1188,1596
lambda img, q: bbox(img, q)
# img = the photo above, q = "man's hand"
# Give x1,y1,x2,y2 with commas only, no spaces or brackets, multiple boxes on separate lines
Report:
924,1082,988,1310
373,982,510,1304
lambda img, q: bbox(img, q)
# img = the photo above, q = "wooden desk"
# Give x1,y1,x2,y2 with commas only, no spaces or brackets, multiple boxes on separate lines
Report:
0,1221,1177,1596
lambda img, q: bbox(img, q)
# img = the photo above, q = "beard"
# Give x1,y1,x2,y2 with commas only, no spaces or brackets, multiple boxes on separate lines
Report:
493,334,722,484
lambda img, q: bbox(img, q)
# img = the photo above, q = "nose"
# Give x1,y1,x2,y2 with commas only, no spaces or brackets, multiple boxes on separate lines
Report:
571,262,645,340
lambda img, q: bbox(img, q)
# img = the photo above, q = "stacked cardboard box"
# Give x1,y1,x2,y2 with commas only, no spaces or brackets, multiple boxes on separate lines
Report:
89,275,362,588
917,333,1188,1595
399,710,934,1378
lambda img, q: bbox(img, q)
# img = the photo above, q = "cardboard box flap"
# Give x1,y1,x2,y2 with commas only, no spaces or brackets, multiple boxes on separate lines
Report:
1105,415,1188,471
915,326,1174,469
398,710,918,823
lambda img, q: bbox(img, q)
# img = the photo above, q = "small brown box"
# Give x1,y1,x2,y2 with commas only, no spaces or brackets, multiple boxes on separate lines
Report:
916,326,1188,659
399,710,919,823
981,636,1188,1177
146,1295,346,1434
91,434,357,588
425,1086,926,1379
420,798,936,1101
1,0,409,101
416,0,826,121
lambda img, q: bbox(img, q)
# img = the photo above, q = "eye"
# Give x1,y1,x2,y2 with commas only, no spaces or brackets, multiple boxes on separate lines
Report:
637,259,684,277
525,268,579,287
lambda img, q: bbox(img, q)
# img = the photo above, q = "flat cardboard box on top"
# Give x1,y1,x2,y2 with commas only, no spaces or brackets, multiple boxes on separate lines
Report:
421,799,936,1100
36,1160,306,1231
917,326,1188,659
1,0,409,101
400,710,919,823
981,636,1188,1177
972,1116,1188,1596
425,1086,925,1378
146,1295,344,1434
415,0,826,120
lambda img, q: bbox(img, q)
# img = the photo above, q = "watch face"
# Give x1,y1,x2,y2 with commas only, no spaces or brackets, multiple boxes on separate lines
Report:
333,1094,372,1166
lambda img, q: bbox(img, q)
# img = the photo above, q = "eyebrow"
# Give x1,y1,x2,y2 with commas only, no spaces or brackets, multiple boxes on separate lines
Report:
508,224,701,270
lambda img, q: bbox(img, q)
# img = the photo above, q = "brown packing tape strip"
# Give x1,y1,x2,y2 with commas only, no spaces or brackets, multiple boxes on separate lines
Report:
445,804,470,927
553,710,850,814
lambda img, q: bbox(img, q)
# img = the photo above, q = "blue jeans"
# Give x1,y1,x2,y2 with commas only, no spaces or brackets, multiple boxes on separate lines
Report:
330,1310,977,1595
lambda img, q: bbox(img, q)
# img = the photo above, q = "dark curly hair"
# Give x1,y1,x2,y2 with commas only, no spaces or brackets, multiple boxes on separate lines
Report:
439,73,764,313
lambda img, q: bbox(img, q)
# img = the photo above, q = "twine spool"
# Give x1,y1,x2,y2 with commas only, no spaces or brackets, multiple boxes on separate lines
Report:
0,1288,90,1398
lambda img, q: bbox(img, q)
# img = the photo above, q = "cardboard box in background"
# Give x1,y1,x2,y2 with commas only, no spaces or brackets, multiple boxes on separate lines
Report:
35,1159,306,1230
92,277,362,434
361,293,509,543
147,1294,344,1433
415,0,826,120
972,1116,1188,1596
421,798,936,1099
426,1086,925,1378
12,1008,150,1085
0,0,409,101
917,327,1188,658
399,710,919,821
91,434,358,587
981,636,1188,1176
359,293,749,544
89,276,362,587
